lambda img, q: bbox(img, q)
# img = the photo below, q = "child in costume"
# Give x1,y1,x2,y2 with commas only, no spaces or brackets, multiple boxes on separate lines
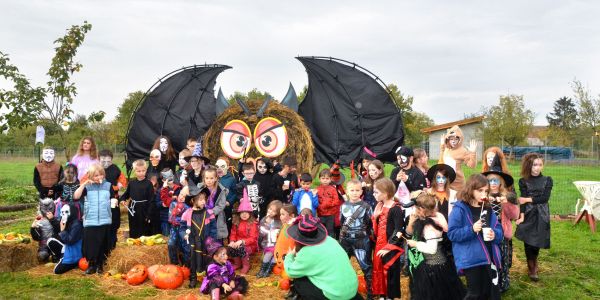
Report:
256,200,283,278
272,157,298,203
482,147,511,175
216,157,238,232
439,125,478,191
390,146,427,192
201,246,249,300
52,203,83,274
362,160,385,208
33,146,63,199
198,166,229,241
236,163,262,217
120,159,155,238
175,149,191,185
183,185,218,288
372,178,404,299
185,141,210,186
147,149,163,180
54,164,81,220
515,153,553,282
254,157,275,214
413,148,430,188
98,149,128,250
159,168,180,236
227,189,258,274
339,179,373,299
153,135,178,174
273,204,298,283
448,174,503,300
406,192,465,300
316,169,342,238
30,198,60,262
426,164,458,221
291,173,319,217
167,185,191,267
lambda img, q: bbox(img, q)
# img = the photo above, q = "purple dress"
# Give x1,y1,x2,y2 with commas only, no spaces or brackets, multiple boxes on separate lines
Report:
200,261,248,295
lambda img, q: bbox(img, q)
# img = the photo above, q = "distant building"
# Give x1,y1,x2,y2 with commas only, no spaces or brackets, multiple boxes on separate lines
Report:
421,116,485,160
526,126,547,146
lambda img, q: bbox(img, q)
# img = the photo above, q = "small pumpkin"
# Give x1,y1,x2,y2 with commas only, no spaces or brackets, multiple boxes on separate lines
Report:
179,266,191,280
147,264,162,281
357,275,367,294
273,265,282,275
279,278,291,290
78,257,89,271
126,264,148,285
153,264,184,289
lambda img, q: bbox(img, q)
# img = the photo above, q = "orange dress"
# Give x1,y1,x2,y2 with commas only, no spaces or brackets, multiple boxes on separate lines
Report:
372,206,391,295
274,222,295,279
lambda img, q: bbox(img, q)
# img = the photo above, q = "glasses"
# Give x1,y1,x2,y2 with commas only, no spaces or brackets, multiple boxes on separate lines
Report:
488,178,501,185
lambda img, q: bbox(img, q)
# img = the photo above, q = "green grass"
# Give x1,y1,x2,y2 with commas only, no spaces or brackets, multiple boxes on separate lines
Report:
0,272,117,299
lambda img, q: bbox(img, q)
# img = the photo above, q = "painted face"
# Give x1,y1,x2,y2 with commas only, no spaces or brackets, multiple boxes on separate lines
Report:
346,183,363,201
279,209,292,223
203,171,217,188
531,158,544,176
82,139,92,151
161,169,174,182
320,176,331,185
398,155,409,168
42,149,55,162
150,151,161,166
447,136,459,148
473,185,489,204
178,154,188,168
373,186,387,202
215,159,228,177
300,181,312,191
368,164,382,180
436,173,447,185
213,249,228,264
99,156,112,169
64,167,76,182
486,152,496,167
488,176,501,192
135,167,147,180
159,138,168,153
60,204,70,220
256,161,268,174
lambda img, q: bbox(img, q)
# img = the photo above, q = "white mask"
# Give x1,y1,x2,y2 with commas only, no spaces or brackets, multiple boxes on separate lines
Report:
486,152,496,167
100,156,112,169
399,155,409,168
216,159,228,177
60,204,70,224
159,138,168,153
42,149,55,163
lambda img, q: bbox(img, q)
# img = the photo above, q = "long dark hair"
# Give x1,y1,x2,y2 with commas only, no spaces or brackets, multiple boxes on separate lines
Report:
520,153,544,179
152,135,177,161
458,174,489,205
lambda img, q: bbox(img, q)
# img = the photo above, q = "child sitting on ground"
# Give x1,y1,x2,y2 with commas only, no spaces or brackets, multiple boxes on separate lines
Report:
316,169,343,238
31,198,60,262
228,189,258,275
51,203,83,274
292,173,319,217
257,200,283,278
201,246,249,300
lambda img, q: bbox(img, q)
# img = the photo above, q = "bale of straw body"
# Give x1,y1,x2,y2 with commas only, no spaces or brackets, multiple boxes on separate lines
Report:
106,244,170,273
0,243,37,272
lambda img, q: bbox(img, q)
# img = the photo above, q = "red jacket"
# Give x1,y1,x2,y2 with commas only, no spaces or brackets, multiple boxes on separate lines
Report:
317,184,343,217
160,184,181,208
230,220,259,254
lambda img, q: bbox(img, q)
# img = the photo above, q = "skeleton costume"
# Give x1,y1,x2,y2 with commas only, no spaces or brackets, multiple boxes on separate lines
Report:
33,148,63,199
236,178,262,218
30,198,60,262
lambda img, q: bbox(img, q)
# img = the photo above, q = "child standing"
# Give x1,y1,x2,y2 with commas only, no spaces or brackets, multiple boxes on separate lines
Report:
216,157,238,232
254,157,275,214
161,169,181,236
292,173,319,217
120,160,155,239
198,166,229,241
167,186,191,267
54,164,81,220
99,149,128,250
175,149,191,185
236,163,261,217
228,189,258,274
52,203,83,274
200,246,249,300
362,160,385,208
316,169,343,238
339,179,373,299
152,135,178,174
33,146,63,199
74,163,114,275
257,200,283,278
272,157,298,203
70,136,99,181
371,178,404,299
185,142,210,186
448,174,503,300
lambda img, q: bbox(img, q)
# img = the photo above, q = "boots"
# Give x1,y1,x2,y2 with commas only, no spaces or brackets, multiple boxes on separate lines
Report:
365,273,373,300
227,291,243,300
256,262,269,278
96,263,104,275
232,257,242,270
189,270,198,288
240,256,251,275
527,258,539,282
259,261,274,278
211,288,220,300
85,262,97,275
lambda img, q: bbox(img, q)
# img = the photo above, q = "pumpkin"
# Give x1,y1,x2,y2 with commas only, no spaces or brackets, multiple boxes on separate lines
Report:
126,264,148,285
78,257,89,271
279,278,291,290
153,264,184,289
357,275,367,294
147,264,162,281
179,266,191,280
273,265,282,275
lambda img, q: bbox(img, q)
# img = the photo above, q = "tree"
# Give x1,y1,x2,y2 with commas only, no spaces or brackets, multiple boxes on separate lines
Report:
387,83,413,115
0,21,92,159
227,88,273,104
546,96,579,130
572,80,600,159
386,84,433,146
483,94,535,154
297,85,308,103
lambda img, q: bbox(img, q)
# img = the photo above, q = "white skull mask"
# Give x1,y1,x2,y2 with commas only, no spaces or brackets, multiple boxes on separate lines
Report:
216,159,228,177
399,155,409,168
159,138,168,153
100,156,112,169
486,152,496,167
42,149,55,163
60,204,71,223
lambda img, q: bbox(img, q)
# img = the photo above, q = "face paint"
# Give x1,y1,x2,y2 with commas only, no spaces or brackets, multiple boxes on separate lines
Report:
448,136,459,148
159,138,168,153
436,175,447,185
42,149,55,163
488,178,500,186
178,156,188,168
399,155,409,168
216,159,228,177
100,156,112,169
150,150,161,167
161,169,174,182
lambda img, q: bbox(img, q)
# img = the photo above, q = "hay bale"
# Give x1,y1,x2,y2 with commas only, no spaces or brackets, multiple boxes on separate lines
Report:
106,244,170,273
204,99,314,173
0,243,38,272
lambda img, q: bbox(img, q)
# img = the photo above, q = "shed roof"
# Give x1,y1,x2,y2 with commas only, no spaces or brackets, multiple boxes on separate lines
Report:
421,116,485,134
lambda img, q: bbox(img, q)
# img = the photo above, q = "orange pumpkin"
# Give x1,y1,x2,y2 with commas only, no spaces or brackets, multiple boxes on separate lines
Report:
78,257,89,271
179,266,191,280
153,264,184,289
126,264,148,285
147,264,162,281
279,278,291,290
273,265,282,275
357,275,367,294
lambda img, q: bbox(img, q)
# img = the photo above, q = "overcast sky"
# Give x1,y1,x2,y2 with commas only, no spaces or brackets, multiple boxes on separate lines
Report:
2,0,599,125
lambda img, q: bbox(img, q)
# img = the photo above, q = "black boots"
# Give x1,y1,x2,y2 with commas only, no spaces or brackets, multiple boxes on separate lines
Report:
256,262,274,278
527,257,539,282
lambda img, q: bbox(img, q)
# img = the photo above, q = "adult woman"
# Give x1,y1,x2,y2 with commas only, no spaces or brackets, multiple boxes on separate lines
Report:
70,136,99,180
152,135,177,174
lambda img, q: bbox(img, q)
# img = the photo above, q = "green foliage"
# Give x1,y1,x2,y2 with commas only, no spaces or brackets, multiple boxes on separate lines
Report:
297,85,308,103
483,94,535,150
387,83,413,114
0,186,38,205
386,84,433,146
572,80,600,159
227,88,273,105
547,96,579,130
0,273,116,299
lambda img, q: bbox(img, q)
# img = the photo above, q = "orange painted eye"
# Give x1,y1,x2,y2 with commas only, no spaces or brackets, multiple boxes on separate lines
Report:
220,120,252,159
254,117,287,158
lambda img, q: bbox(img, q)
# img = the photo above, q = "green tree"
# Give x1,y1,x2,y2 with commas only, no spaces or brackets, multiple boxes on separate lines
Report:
226,88,273,104
547,96,579,130
572,80,600,159
386,84,433,146
483,94,535,154
0,21,92,159
387,83,413,115
297,85,308,103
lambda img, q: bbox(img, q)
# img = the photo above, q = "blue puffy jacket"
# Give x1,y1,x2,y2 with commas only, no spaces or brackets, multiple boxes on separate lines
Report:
82,181,112,227
448,201,503,273
292,189,319,217
58,220,83,264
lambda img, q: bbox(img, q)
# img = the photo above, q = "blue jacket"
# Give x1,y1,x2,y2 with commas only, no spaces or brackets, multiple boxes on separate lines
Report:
58,220,83,264
292,189,319,217
82,181,112,227
448,201,503,273
219,172,238,206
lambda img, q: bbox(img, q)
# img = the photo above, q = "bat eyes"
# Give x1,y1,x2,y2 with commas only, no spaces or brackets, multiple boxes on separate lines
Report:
254,117,287,158
220,120,252,159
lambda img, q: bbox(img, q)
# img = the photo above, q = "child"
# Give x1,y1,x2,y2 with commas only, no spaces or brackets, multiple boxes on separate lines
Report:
31,198,60,262
147,149,163,180
514,153,553,282
274,204,298,282
70,136,99,180
339,179,373,299
175,149,192,185
362,160,385,208
358,146,377,180
54,164,81,220
183,185,218,288
272,157,298,203
292,173,319,217
161,168,181,236
167,186,191,267
425,164,458,221
185,141,210,186
372,178,404,299
236,163,261,217
216,157,238,232
120,159,155,239
228,189,259,274
33,146,63,199
200,246,249,300
406,192,465,300
198,166,229,241
254,157,275,214
448,174,503,299
316,169,343,238
413,148,430,188
99,149,128,250
257,200,283,278
74,163,114,275
51,203,83,274
186,137,198,153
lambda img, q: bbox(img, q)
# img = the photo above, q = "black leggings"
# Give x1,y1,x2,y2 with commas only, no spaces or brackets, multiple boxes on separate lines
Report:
463,265,500,300
524,243,540,260
54,260,79,274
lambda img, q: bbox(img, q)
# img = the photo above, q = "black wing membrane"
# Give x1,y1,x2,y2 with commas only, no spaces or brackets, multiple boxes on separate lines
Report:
125,65,231,169
297,57,404,166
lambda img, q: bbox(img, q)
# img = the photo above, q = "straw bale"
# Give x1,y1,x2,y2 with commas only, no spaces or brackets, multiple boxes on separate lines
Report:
0,242,37,272
105,244,170,273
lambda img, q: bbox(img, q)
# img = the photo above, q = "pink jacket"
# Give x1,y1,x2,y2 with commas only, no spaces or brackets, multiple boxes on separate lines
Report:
501,202,519,239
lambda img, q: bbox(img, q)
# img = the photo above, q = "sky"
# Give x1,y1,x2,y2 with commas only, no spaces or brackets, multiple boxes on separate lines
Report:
1,0,599,125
